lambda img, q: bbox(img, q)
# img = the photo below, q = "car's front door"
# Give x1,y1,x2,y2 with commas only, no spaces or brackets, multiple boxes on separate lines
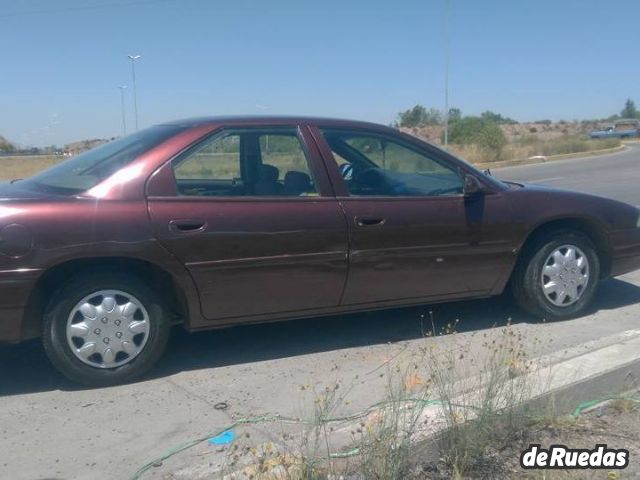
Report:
310,126,515,306
147,125,348,321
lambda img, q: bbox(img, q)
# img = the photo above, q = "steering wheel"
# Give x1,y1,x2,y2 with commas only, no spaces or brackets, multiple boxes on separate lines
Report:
353,168,391,195
338,163,353,180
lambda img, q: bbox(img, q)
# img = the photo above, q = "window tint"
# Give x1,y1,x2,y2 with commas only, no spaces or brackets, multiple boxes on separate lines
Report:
321,129,463,197
172,129,317,197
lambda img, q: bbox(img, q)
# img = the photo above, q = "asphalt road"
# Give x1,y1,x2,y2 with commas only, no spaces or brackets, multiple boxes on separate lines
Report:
1,145,640,480
495,143,640,207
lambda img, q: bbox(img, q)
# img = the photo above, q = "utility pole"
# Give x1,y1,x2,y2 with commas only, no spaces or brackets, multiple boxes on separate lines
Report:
118,85,127,136
443,0,451,147
127,54,141,131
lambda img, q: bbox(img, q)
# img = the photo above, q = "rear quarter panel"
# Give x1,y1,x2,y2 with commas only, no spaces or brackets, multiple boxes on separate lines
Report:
0,197,204,340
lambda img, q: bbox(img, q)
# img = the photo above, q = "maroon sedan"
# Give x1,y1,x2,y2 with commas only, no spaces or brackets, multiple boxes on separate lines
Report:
1,117,639,385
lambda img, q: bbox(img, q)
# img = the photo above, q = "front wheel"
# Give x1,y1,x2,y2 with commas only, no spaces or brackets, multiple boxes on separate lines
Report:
512,232,600,319
42,273,171,386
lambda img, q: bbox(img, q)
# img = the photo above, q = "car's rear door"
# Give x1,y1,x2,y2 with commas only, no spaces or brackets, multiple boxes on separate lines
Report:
146,124,348,321
309,125,515,306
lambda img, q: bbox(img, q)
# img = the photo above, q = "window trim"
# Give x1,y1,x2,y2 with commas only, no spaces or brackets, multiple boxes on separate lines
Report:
168,126,325,199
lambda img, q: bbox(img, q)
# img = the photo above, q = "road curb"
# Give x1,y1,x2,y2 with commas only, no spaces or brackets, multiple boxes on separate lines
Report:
477,144,627,169
522,329,640,411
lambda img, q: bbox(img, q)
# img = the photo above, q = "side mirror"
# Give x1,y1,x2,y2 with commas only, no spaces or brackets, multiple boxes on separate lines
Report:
463,174,483,196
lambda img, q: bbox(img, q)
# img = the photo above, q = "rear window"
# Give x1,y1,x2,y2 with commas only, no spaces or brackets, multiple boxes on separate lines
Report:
20,125,186,195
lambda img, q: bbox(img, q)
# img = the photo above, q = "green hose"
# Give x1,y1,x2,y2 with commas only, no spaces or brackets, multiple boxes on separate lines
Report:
129,398,440,480
571,395,640,418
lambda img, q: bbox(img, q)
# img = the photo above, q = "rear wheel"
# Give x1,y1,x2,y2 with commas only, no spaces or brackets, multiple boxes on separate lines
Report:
43,272,171,386
512,231,600,319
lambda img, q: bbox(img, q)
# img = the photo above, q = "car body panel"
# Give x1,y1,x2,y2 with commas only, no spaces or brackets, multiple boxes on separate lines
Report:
306,124,520,304
0,116,639,342
147,196,349,320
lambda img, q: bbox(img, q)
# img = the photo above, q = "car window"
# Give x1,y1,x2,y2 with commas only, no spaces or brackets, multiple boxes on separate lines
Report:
172,129,317,197
174,134,241,181
320,128,463,197
256,133,317,196
20,125,187,195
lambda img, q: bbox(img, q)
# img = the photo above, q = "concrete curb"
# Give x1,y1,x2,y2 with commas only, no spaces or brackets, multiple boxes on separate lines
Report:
476,144,627,169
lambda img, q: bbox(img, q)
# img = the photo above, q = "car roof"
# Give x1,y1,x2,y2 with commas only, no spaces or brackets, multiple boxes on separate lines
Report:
159,115,392,130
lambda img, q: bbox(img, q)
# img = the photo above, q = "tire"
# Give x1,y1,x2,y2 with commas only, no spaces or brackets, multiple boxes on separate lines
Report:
512,231,600,320
42,272,171,387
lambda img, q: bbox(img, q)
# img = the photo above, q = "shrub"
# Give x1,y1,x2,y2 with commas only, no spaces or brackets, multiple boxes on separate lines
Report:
0,135,15,153
447,117,507,161
398,105,442,127
480,110,517,124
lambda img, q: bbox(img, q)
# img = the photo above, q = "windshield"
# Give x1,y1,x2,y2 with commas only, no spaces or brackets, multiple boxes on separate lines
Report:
20,125,186,195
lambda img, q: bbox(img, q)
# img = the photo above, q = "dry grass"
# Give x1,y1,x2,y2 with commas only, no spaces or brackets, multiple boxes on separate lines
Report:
212,321,551,480
447,136,620,165
0,155,62,181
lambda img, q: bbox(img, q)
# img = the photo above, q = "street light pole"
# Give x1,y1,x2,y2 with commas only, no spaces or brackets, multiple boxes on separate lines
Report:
118,85,127,136
127,54,141,131
443,0,450,147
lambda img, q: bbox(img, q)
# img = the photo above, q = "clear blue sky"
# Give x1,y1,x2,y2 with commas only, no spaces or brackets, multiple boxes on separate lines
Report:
1,0,639,146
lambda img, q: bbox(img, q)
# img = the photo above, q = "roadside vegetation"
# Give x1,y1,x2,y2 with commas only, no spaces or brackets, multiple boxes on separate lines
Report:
448,135,620,166
396,99,635,165
0,154,61,181
206,320,562,480
188,319,640,480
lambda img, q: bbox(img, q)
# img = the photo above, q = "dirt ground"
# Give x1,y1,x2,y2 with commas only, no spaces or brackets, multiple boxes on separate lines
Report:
416,396,640,479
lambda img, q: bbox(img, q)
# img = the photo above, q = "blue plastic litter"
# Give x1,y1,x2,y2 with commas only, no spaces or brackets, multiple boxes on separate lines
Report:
208,430,235,445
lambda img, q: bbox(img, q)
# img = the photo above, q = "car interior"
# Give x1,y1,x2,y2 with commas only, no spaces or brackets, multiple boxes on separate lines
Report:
173,131,315,197
323,131,464,196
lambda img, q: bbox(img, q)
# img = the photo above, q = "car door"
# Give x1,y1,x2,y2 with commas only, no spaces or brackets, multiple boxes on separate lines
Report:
146,125,349,321
309,125,516,306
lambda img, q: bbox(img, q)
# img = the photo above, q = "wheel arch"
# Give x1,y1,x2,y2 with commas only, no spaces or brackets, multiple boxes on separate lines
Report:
515,217,611,280
21,256,189,339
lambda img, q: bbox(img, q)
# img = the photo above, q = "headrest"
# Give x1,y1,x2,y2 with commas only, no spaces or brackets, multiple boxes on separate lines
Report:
258,164,279,182
284,171,312,191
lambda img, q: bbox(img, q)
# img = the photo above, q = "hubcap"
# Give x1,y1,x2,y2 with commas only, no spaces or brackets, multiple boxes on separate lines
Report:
540,245,590,307
66,290,150,369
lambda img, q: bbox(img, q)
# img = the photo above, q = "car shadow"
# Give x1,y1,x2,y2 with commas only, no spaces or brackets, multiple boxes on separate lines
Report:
1,277,639,397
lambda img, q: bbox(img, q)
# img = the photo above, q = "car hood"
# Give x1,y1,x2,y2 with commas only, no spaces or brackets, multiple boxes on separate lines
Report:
502,181,640,230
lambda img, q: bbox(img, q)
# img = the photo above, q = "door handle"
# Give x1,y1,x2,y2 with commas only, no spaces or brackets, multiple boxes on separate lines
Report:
169,219,207,233
355,216,386,227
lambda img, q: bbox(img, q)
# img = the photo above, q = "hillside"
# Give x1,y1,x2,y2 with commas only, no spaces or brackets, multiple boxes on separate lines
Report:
401,121,600,145
401,120,618,165
64,138,108,155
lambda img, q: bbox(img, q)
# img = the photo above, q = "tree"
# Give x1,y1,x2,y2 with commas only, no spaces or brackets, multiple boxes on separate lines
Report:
621,98,638,119
398,105,426,127
447,108,462,122
481,110,517,124
397,104,442,127
447,116,507,161
0,135,15,154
